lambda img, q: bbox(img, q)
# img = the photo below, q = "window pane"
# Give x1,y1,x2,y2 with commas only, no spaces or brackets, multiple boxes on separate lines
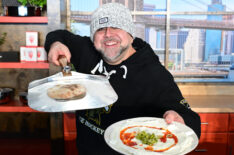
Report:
141,15,166,64
144,0,166,10
170,0,234,12
141,0,167,64
169,15,234,82
70,0,99,11
71,23,90,36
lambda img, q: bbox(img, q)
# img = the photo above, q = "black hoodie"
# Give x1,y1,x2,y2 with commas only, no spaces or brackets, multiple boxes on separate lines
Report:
45,30,201,155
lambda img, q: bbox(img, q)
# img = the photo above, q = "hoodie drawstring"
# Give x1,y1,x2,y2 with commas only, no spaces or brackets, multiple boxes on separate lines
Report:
91,60,128,79
120,65,127,79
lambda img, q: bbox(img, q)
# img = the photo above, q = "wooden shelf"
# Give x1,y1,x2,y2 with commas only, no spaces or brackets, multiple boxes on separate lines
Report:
0,62,48,112
0,62,49,69
0,100,39,112
0,16,48,24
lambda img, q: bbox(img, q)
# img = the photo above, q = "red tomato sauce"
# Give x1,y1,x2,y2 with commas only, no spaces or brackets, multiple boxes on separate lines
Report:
119,125,178,152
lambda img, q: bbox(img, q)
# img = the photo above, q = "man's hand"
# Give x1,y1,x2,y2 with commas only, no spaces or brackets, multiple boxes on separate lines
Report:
163,110,185,124
48,41,71,66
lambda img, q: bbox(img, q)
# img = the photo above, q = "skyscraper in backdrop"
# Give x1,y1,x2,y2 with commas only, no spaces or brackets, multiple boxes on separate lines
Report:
204,0,225,61
222,15,234,55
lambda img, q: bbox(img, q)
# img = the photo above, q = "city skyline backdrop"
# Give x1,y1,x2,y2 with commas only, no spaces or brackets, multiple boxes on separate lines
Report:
70,0,234,82
145,0,234,62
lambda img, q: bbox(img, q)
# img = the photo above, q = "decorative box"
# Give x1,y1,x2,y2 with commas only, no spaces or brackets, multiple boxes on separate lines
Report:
24,47,37,62
37,47,47,62
26,31,38,46
20,46,27,62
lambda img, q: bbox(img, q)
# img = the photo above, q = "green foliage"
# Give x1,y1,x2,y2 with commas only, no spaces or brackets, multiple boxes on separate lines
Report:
17,0,47,7
29,0,47,8
0,32,7,46
17,0,28,6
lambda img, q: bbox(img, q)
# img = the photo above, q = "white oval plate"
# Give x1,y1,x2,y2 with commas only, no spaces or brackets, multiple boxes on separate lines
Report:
104,117,198,155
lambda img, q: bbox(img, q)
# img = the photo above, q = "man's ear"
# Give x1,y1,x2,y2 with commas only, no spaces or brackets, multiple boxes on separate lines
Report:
128,33,134,44
130,37,134,44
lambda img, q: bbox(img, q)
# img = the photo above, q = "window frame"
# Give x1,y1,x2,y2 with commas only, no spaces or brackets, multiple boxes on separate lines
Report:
67,0,234,81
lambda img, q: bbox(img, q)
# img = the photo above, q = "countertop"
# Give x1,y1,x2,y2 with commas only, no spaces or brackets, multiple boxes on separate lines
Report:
185,95,234,113
0,96,233,113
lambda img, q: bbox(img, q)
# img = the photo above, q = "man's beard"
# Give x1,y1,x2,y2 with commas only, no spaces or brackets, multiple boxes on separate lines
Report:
97,44,129,63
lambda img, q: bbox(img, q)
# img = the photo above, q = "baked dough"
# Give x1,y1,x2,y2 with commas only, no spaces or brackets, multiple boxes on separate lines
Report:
47,84,86,100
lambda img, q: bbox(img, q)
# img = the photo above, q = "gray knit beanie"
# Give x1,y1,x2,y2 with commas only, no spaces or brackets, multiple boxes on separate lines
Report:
90,3,135,42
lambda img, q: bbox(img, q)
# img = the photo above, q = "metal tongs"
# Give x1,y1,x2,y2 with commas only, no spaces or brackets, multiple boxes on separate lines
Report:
58,55,72,76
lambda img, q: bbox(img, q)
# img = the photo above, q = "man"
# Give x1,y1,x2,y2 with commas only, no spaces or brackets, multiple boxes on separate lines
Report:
45,3,201,154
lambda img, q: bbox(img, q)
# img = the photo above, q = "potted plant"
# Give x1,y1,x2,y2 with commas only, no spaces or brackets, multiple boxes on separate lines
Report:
30,0,47,16
17,0,46,16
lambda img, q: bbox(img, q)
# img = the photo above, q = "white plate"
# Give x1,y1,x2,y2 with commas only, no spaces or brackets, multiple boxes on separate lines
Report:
28,71,118,112
104,117,198,155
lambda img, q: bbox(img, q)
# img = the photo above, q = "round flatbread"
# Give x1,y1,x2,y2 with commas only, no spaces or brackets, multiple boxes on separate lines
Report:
47,84,86,100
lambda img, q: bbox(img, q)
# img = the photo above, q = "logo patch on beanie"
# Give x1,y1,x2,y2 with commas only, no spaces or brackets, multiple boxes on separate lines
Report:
99,17,108,24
